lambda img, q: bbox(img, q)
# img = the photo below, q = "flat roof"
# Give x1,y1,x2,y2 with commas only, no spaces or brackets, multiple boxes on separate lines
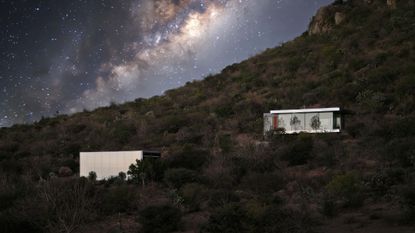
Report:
80,150,160,156
270,107,340,114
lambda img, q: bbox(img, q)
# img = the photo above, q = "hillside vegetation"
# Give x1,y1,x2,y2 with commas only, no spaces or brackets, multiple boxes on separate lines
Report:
1,0,415,232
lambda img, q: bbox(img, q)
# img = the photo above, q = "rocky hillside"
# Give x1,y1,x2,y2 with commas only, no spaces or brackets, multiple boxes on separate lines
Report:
1,0,415,233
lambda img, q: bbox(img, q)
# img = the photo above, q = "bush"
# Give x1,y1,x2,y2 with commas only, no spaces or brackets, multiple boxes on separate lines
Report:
111,122,136,144
218,134,233,153
369,168,405,197
400,185,415,222
386,138,415,167
60,159,79,173
240,172,283,194
0,176,29,211
98,185,137,214
214,105,234,118
164,168,199,189
201,204,248,233
139,205,182,233
257,205,315,233
33,178,96,233
208,190,240,208
320,196,337,217
391,116,415,138
166,145,209,170
281,135,313,166
0,213,42,233
326,172,364,208
180,183,207,211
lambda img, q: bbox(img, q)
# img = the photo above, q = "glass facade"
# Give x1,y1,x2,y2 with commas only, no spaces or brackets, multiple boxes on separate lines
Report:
278,114,291,130
264,109,341,134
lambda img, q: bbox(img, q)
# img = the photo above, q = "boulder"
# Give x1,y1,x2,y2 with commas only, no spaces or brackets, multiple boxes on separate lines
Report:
145,111,155,117
335,12,347,25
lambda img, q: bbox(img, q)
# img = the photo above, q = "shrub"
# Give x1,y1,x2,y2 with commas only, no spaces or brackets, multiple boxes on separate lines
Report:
208,190,240,208
368,168,405,197
214,105,234,118
139,205,182,233
60,159,79,173
0,213,42,233
166,145,209,170
164,168,199,189
201,204,248,233
257,205,315,233
0,176,29,211
160,115,187,133
58,166,73,177
99,185,137,214
180,183,206,211
111,122,136,144
400,185,415,222
281,135,313,166
34,178,96,233
240,172,283,194
386,138,415,167
62,143,81,157
320,196,337,217
86,171,96,182
218,134,233,153
391,116,415,138
326,172,364,208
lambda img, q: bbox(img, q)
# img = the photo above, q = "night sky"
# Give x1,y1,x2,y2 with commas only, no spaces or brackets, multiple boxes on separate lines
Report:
0,0,332,127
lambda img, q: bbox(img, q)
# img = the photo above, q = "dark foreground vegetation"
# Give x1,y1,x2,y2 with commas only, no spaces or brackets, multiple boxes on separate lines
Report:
1,0,415,232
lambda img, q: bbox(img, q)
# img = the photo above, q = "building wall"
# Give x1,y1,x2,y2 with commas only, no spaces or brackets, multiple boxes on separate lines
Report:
80,151,143,180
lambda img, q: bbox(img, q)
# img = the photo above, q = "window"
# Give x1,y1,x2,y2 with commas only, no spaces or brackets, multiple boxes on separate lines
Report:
333,112,341,129
319,112,333,131
305,113,320,131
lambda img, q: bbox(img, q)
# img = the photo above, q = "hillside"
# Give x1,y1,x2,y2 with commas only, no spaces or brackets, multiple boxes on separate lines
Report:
1,0,415,232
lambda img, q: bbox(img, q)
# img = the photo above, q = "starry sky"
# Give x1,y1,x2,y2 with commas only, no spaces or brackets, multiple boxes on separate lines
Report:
0,0,332,127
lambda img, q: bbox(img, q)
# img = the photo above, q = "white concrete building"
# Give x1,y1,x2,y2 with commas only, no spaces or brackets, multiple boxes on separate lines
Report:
264,107,342,134
80,150,160,180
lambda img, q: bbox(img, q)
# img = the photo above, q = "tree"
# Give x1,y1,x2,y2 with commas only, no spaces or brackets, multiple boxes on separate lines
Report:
88,171,97,182
127,160,146,187
127,159,165,187
118,171,126,181
290,116,302,130
310,115,321,130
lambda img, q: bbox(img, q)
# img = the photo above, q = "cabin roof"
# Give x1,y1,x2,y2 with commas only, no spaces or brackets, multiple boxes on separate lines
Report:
270,107,340,114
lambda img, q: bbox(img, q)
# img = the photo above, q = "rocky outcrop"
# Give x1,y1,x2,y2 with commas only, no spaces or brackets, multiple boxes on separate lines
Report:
335,12,346,25
309,5,347,35
387,0,397,9
308,7,333,35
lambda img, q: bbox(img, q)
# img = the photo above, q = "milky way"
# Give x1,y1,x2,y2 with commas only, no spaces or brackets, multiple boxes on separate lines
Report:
0,0,332,127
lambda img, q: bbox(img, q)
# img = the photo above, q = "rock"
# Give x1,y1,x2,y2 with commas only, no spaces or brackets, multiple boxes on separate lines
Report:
335,12,346,25
145,111,155,117
58,166,73,177
309,7,333,35
387,0,397,9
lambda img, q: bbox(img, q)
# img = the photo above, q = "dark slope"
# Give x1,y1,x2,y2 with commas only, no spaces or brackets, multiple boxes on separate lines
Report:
1,1,415,232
